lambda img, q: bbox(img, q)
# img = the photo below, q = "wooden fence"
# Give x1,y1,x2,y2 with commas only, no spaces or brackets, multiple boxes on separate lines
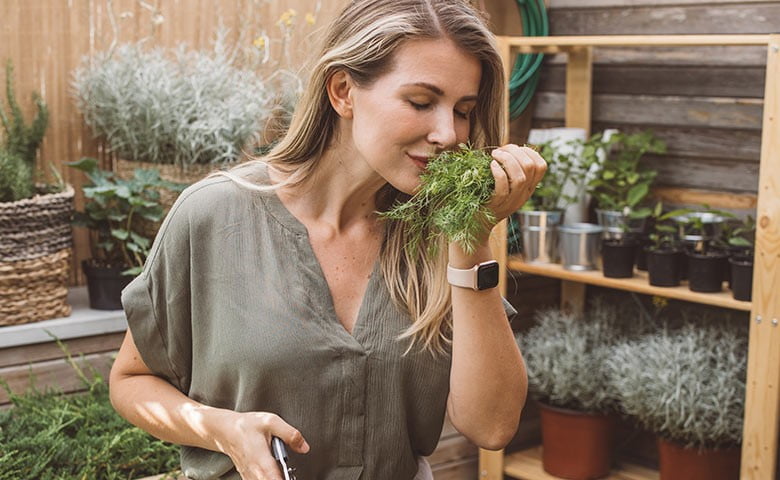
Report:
0,0,348,285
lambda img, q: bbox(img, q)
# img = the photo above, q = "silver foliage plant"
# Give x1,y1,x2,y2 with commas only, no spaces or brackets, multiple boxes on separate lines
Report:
607,319,747,449
72,32,273,166
517,299,649,414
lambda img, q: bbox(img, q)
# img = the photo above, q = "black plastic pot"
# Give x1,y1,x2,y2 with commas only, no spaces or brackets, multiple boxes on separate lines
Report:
602,238,637,278
687,251,727,293
729,255,754,302
82,260,134,310
634,234,651,271
647,248,682,287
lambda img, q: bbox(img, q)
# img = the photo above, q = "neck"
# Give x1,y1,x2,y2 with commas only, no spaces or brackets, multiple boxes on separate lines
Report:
271,140,386,236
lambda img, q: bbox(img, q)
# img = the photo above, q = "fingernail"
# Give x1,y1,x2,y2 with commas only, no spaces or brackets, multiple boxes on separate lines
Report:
302,441,310,453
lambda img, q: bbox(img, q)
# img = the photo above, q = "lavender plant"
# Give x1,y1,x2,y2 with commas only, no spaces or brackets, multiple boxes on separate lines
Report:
72,31,273,167
517,299,650,413
607,317,747,449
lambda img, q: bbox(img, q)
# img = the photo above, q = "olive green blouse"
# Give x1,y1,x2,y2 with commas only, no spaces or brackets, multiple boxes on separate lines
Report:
122,171,516,480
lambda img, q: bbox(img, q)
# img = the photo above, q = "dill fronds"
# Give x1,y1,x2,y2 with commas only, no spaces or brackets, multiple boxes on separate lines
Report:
382,144,496,255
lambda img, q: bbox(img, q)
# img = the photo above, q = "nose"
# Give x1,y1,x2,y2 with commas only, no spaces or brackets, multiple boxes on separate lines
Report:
426,109,458,150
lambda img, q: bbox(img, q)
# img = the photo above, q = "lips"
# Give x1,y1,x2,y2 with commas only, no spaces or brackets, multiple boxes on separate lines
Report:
407,153,431,170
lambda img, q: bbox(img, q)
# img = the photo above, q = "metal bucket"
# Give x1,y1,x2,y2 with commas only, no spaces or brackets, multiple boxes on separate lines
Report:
673,212,725,248
596,209,646,240
558,223,604,271
520,211,563,264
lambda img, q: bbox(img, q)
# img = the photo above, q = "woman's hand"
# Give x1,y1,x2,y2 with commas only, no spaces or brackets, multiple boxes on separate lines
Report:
487,144,547,221
213,411,309,480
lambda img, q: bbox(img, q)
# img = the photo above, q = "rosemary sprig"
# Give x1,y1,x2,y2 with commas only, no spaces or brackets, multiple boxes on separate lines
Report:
381,144,496,255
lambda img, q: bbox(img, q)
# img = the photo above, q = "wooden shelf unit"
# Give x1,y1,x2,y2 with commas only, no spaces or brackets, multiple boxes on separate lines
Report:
507,257,752,312
480,34,780,480
504,447,658,480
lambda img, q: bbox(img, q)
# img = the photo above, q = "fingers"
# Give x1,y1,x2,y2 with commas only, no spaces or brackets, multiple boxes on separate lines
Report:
491,144,547,198
225,412,309,480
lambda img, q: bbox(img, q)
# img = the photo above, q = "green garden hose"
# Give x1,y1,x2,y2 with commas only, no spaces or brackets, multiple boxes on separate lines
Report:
509,0,549,119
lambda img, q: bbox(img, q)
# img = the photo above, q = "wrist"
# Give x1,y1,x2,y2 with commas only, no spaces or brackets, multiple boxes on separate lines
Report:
448,242,493,269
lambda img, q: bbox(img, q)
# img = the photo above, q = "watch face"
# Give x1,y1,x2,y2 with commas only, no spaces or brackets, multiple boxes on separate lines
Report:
477,262,500,290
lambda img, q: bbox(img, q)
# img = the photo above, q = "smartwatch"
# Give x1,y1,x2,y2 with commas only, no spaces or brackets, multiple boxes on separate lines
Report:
447,260,500,291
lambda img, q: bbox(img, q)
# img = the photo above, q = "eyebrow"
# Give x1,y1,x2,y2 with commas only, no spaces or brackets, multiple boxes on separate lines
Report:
404,82,478,102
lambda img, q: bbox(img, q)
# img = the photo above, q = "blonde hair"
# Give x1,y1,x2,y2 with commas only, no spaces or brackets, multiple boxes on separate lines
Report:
215,0,506,354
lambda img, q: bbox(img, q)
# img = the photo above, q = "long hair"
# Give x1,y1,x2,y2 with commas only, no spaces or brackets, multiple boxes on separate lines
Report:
216,0,506,354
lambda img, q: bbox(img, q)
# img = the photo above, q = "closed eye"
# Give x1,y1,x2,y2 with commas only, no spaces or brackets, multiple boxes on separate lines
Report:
410,101,431,111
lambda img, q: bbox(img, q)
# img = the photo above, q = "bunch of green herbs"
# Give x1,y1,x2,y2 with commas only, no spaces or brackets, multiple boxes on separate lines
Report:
382,144,495,255
0,357,179,480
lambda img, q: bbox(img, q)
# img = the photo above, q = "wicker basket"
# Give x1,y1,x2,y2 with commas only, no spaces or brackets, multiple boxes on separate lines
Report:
0,186,75,326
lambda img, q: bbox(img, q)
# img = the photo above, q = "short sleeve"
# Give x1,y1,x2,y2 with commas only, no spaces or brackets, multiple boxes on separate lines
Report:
121,191,193,393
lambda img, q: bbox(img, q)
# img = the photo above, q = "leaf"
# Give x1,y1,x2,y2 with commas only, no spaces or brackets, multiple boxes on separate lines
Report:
111,229,129,240
65,157,98,173
602,170,615,180
626,184,649,207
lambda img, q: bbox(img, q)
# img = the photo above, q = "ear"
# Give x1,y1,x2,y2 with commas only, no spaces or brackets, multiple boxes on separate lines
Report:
326,70,354,119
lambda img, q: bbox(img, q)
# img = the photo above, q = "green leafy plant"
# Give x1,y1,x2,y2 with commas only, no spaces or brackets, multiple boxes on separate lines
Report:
647,202,691,251
607,317,747,449
0,59,50,202
72,32,273,167
723,215,756,251
522,134,604,212
0,347,179,479
587,130,665,214
67,157,185,275
381,144,496,255
517,298,651,413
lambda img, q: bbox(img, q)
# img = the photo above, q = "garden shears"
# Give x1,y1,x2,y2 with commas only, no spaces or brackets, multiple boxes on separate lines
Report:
272,436,297,480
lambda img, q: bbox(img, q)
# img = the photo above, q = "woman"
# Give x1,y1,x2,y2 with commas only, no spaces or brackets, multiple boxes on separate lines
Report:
110,1,545,479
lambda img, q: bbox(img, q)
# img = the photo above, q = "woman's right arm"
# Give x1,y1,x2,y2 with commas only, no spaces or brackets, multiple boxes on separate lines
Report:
109,329,309,480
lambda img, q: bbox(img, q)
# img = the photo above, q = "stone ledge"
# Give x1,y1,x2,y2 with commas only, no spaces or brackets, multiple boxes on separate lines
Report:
0,287,127,349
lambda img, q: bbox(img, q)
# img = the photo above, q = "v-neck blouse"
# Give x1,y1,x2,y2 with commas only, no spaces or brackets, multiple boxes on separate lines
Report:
122,173,516,480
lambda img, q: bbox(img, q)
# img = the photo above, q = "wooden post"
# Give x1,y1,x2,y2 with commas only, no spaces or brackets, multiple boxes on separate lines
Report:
560,46,593,314
564,46,593,136
741,34,780,480
479,35,514,480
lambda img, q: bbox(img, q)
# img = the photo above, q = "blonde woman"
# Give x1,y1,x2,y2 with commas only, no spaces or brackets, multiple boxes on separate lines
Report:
110,0,545,478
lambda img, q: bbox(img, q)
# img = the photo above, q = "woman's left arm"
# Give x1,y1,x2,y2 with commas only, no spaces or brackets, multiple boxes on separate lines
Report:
447,144,546,450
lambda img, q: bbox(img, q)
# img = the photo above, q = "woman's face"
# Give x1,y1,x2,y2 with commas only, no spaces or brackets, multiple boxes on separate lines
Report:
348,37,482,195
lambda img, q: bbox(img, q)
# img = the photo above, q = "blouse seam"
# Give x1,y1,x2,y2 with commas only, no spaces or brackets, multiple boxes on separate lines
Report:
144,275,186,390
142,177,234,279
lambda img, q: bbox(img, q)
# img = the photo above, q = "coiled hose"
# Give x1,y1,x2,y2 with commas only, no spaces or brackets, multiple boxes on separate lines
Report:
509,0,549,119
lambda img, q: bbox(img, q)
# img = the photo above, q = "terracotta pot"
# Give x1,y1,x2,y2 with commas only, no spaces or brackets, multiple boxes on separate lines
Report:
657,438,741,480
539,403,613,479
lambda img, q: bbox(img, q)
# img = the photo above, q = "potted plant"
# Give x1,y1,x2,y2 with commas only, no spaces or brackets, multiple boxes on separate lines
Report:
645,203,691,287
518,137,600,264
674,208,732,293
517,299,648,479
0,59,74,326
721,215,755,301
71,31,274,208
588,130,664,238
67,157,184,310
608,318,746,480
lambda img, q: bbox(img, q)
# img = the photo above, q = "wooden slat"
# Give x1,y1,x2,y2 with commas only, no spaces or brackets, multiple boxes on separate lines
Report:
0,351,115,404
651,187,758,211
504,446,658,480
0,332,124,368
535,92,764,129
540,64,766,98
644,154,760,194
502,34,773,49
545,46,769,67
507,258,752,312
741,35,780,480
522,120,762,164
549,6,780,36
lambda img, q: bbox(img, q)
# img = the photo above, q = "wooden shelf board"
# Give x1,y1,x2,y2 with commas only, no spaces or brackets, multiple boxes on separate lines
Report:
504,447,658,480
507,256,752,312
502,34,772,50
